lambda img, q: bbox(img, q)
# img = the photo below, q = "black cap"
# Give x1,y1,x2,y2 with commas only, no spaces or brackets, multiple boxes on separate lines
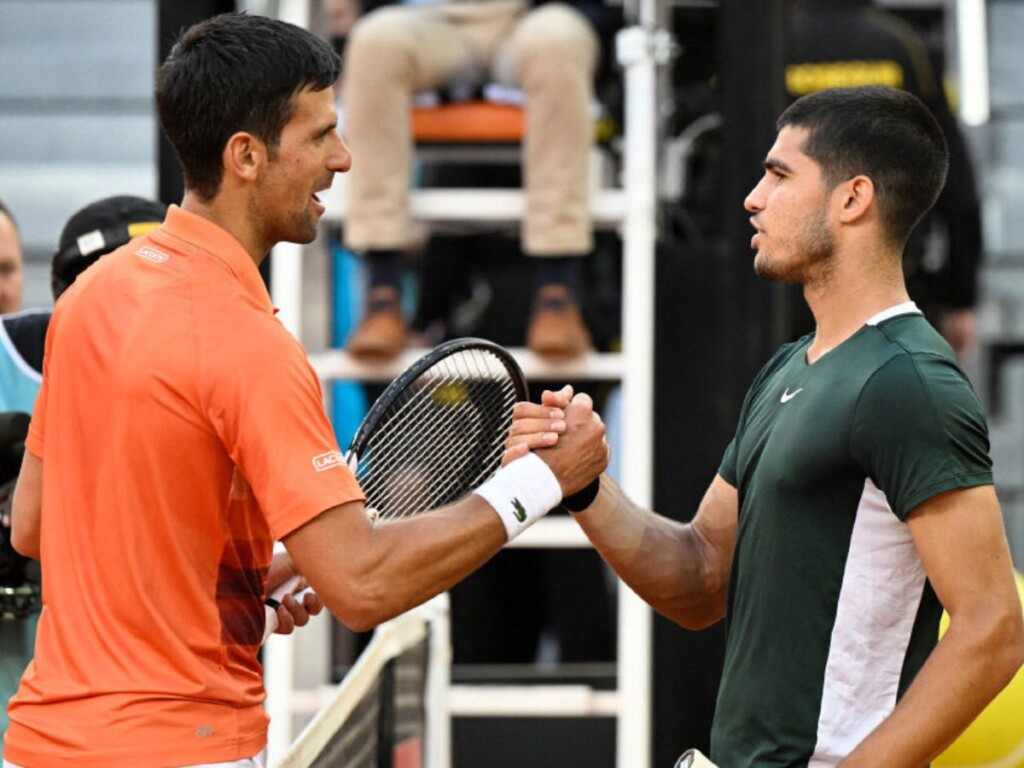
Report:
52,195,167,300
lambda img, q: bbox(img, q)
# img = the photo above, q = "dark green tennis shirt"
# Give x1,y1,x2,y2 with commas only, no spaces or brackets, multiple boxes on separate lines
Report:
713,305,992,767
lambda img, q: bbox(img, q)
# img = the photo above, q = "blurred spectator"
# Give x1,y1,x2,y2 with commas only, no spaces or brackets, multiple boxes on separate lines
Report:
0,198,39,417
324,0,362,59
341,0,602,360
0,201,24,315
786,0,984,360
50,196,167,301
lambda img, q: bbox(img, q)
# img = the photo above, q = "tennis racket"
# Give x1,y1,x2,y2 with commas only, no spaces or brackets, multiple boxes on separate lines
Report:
674,749,719,768
263,337,528,642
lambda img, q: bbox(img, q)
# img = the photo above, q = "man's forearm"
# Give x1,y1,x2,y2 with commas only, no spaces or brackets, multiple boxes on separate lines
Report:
571,475,730,629
11,450,42,559
840,611,1024,767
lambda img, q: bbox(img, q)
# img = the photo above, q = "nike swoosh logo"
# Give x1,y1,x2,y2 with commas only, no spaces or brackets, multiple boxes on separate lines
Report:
780,387,804,403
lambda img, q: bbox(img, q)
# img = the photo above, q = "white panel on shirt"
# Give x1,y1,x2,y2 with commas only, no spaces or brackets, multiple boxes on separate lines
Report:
809,479,927,766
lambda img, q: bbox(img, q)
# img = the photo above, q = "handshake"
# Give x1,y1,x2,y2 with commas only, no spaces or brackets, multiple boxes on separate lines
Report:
502,384,610,509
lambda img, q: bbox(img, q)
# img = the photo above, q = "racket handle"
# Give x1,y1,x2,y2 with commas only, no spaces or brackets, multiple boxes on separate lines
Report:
675,749,719,768
261,575,315,644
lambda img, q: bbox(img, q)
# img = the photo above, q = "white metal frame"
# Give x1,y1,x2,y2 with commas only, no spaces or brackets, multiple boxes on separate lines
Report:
265,3,665,766
952,0,990,127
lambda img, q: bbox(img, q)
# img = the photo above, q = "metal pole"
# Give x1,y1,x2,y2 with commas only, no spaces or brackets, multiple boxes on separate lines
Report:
264,625,298,762
954,0,990,127
270,242,304,338
616,10,668,764
424,593,452,768
268,0,311,339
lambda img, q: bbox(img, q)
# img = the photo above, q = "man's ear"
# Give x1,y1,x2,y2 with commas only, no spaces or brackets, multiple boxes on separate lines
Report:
222,132,267,184
835,174,875,225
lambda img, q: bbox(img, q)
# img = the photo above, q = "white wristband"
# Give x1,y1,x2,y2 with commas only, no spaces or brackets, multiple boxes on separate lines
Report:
474,452,563,541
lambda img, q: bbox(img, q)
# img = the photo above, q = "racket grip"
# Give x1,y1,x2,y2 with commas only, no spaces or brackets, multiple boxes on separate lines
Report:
675,749,719,768
261,575,314,644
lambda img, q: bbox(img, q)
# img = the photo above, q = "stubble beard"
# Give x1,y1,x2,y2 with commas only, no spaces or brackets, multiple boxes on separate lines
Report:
753,212,836,289
251,198,319,250
291,208,319,245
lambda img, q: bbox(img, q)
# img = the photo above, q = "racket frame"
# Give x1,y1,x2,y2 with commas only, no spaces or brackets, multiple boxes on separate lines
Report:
343,337,528,472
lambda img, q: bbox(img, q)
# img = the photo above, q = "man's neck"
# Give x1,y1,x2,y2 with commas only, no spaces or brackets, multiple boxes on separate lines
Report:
180,191,268,267
803,248,909,363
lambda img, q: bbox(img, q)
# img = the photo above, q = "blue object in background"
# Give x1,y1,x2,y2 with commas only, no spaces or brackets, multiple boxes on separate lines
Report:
329,238,368,448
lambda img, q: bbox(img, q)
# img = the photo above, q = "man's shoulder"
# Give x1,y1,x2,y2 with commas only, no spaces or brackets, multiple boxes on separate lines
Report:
201,296,306,372
858,316,984,420
870,313,960,369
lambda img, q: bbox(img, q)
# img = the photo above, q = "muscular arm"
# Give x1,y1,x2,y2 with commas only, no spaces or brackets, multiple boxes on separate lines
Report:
285,393,609,633
570,473,738,630
841,485,1024,767
508,387,737,629
283,494,508,632
14,446,495,636
10,442,492,629
10,449,42,560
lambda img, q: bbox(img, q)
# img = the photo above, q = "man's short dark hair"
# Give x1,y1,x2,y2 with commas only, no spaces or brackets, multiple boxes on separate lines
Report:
777,85,949,247
155,12,340,200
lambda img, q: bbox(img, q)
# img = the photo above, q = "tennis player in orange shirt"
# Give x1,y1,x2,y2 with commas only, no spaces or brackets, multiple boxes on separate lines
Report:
5,13,607,768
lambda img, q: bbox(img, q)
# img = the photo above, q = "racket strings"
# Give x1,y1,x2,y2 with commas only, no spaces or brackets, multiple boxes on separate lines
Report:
362,350,508,466
374,381,515,520
370,426,497,522
361,369,491,478
363,354,517,518
362,397,509,521
365,348,500,456
389,346,504,424
356,349,519,522
362,377,514,520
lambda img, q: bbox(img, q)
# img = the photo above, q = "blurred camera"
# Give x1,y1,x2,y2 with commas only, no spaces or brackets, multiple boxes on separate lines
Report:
0,412,37,621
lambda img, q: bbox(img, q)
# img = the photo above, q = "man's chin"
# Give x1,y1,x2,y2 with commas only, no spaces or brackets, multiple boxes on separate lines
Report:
754,258,802,285
284,219,319,246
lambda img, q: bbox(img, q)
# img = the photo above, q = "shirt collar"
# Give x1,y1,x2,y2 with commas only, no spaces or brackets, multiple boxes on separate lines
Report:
157,205,274,313
866,301,921,326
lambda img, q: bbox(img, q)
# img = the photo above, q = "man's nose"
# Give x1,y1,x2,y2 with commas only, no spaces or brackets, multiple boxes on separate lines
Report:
329,133,352,174
744,177,766,212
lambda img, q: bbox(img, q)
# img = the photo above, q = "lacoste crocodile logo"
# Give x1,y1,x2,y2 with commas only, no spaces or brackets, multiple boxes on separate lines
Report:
511,498,527,523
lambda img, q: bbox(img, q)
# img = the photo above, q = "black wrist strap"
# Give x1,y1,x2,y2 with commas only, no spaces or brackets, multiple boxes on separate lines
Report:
560,477,600,513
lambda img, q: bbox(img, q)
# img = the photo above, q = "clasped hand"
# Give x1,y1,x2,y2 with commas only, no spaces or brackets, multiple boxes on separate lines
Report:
503,385,609,497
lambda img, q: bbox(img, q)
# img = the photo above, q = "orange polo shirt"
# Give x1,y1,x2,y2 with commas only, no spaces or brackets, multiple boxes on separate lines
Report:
5,206,364,767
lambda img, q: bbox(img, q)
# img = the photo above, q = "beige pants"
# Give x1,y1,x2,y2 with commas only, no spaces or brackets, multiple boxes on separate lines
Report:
341,0,599,256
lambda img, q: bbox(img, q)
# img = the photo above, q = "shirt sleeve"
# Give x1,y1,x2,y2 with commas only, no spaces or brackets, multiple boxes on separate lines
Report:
718,439,738,488
850,352,992,520
206,315,365,540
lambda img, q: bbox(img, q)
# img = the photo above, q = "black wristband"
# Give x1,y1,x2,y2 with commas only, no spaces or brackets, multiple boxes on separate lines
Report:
264,597,281,611
560,477,600,513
